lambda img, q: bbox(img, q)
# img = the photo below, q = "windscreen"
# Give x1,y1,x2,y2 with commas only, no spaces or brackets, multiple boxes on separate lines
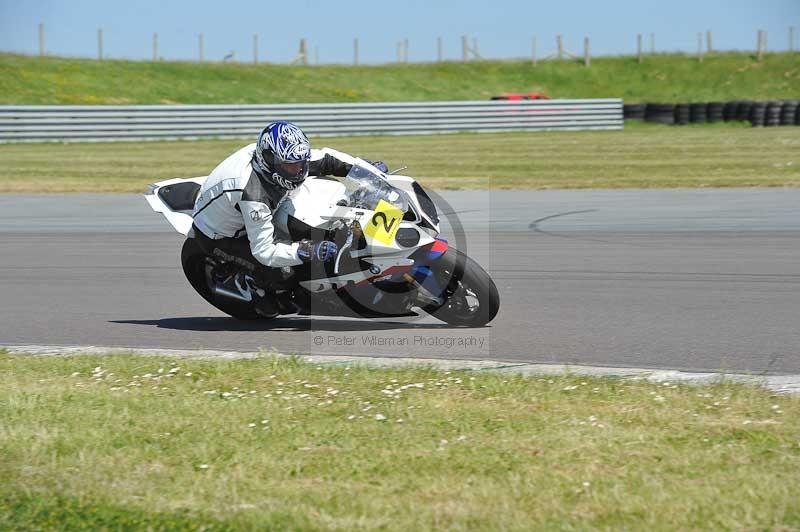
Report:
340,160,409,212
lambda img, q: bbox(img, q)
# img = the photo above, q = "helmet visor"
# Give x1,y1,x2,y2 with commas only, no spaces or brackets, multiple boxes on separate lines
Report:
275,159,309,183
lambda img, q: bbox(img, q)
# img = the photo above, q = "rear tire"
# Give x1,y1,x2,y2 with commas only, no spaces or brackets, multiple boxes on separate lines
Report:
423,249,500,327
180,238,262,320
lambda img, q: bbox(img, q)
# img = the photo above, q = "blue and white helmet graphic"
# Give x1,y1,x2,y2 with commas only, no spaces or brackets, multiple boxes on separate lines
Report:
253,121,311,190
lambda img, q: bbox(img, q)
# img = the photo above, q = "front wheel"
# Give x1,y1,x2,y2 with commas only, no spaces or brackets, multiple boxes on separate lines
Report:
423,249,500,327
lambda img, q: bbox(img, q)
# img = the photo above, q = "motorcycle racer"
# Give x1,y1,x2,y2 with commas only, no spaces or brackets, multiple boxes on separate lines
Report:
191,121,381,268
190,121,384,315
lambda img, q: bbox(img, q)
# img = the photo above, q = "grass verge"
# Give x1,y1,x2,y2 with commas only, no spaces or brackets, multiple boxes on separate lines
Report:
1,52,798,104
1,352,798,530
1,125,799,193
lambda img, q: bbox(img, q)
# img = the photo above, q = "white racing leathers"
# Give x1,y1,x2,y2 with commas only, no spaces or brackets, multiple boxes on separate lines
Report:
192,143,356,268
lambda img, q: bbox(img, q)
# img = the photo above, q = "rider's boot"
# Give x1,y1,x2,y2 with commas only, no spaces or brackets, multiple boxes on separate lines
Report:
272,266,299,315
251,267,301,317
253,295,280,318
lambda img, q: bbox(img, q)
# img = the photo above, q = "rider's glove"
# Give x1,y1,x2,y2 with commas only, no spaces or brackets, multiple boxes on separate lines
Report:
297,239,338,264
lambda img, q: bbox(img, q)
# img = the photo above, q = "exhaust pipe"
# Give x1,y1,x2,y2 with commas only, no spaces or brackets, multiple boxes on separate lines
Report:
212,285,252,302
212,275,253,303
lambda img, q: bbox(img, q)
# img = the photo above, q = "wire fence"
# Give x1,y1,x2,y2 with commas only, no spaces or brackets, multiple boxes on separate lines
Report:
28,24,798,66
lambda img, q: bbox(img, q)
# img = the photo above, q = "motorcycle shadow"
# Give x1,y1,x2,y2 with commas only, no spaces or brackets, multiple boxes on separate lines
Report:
111,316,456,332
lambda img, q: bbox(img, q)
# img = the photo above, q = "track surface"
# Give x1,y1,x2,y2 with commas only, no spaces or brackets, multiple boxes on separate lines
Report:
1,189,799,374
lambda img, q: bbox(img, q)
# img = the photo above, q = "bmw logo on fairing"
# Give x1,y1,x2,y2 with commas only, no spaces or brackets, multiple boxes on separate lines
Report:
369,265,381,275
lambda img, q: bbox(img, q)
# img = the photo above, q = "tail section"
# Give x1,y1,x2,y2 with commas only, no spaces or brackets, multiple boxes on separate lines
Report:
144,176,206,235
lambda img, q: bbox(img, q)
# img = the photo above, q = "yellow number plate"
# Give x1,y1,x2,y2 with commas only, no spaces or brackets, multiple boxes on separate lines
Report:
364,199,403,245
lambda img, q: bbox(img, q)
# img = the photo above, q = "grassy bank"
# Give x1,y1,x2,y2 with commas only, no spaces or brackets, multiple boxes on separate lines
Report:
0,125,798,193
1,52,798,105
1,352,798,530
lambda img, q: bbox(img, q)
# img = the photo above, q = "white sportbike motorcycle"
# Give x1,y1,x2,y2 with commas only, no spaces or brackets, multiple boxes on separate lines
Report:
145,160,499,327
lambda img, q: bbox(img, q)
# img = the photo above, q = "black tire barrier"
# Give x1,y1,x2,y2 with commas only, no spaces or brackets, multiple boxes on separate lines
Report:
674,103,690,125
624,100,799,126
623,103,646,120
707,102,724,123
722,102,738,121
765,101,783,127
779,100,798,126
736,100,754,122
749,102,767,126
644,103,675,125
689,103,707,123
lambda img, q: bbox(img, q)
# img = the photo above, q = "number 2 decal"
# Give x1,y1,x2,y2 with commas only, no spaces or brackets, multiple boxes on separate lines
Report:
372,211,398,234
364,199,403,245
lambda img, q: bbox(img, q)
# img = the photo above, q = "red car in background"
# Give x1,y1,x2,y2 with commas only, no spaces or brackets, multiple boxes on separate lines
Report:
490,92,550,101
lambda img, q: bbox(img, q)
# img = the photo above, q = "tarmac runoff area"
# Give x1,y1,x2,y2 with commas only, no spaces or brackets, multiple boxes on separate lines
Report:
1,188,800,384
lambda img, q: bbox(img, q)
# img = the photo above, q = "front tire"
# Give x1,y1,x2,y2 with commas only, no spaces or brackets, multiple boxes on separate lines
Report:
423,249,500,327
180,238,262,320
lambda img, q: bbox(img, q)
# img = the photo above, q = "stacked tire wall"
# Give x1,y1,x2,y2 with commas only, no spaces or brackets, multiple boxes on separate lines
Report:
623,100,800,126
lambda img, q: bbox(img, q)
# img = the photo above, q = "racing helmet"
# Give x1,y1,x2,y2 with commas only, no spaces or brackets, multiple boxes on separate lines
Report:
253,121,311,190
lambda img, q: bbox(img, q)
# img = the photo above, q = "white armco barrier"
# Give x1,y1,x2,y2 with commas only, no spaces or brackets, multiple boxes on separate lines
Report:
0,99,622,142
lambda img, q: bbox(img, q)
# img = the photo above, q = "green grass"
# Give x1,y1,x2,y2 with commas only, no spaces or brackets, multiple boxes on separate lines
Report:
1,125,799,193
1,51,798,105
1,352,798,530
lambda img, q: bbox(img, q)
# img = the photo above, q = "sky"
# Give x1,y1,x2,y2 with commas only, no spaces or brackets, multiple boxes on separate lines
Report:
1,0,798,64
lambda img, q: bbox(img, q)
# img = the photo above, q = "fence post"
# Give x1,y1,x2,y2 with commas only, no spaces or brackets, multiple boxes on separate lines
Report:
437,36,442,62
584,37,590,67
97,29,103,60
557,34,564,60
650,33,655,54
198,34,204,63
152,33,158,61
531,36,537,66
758,29,766,59
354,38,359,66
38,23,45,57
300,38,308,65
706,30,713,53
462,35,468,61
404,38,409,63
253,34,258,64
757,30,762,59
697,32,703,62
637,33,642,63
791,26,796,52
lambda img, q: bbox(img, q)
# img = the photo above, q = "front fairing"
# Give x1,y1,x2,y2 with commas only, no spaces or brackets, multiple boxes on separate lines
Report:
276,160,432,256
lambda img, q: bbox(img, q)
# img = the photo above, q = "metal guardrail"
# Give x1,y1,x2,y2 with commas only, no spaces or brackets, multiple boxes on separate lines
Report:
0,99,622,142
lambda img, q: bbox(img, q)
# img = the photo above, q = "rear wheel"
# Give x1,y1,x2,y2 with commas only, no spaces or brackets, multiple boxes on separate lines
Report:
423,249,500,327
180,238,262,320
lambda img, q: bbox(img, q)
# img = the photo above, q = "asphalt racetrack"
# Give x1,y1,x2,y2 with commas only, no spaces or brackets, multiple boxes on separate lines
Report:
1,189,798,375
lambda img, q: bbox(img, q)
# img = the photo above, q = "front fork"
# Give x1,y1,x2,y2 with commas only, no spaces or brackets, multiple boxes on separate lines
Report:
406,238,450,306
